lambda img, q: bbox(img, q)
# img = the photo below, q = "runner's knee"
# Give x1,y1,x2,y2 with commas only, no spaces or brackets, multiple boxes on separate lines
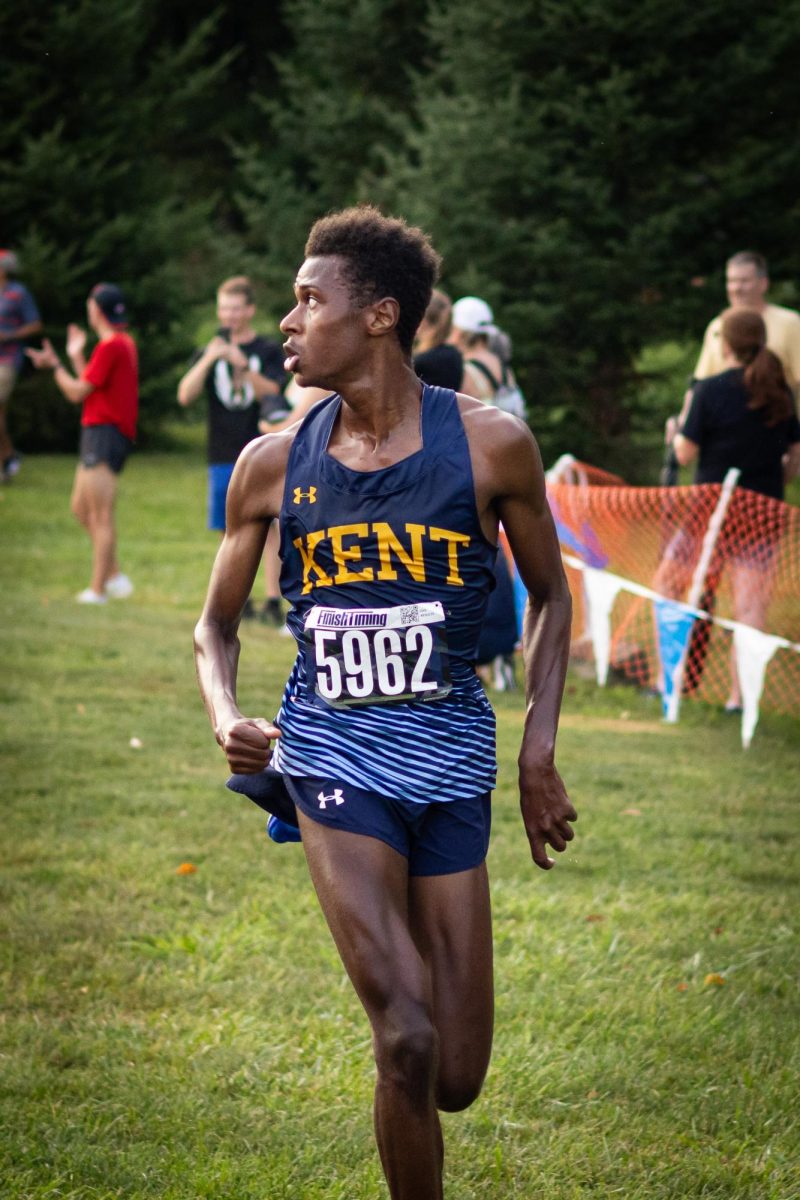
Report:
435,1061,486,1113
373,1007,438,1101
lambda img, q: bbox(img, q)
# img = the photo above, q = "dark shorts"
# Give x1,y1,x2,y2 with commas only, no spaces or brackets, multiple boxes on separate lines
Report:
226,767,492,876
208,463,235,530
285,774,491,876
79,424,132,474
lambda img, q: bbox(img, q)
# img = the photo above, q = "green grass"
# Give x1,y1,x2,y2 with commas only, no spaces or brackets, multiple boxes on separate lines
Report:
2,437,799,1199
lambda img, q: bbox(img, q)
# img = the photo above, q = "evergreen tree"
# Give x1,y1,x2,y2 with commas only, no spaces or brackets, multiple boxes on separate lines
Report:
382,0,800,472
234,0,429,306
1,0,240,448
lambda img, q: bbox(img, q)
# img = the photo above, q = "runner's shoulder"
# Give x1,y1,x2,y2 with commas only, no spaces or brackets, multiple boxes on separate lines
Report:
457,393,545,500
457,392,537,454
236,423,300,481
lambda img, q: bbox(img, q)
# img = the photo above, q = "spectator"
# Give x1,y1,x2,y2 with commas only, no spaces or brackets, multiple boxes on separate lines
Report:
450,296,526,417
0,250,42,481
412,289,463,390
667,308,800,710
27,284,138,604
693,251,800,399
177,275,285,618
475,550,519,692
663,251,800,483
449,296,504,402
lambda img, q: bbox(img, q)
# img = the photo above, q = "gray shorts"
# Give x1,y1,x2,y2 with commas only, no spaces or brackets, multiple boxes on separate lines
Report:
79,424,133,474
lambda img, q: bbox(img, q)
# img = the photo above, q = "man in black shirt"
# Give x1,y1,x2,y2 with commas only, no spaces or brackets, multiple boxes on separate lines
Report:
178,275,285,532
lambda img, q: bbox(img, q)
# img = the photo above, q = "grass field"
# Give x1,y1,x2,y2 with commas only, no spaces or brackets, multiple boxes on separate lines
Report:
2,437,799,1200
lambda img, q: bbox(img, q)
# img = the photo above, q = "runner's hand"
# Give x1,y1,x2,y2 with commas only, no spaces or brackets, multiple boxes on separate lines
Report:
519,756,577,870
218,717,281,774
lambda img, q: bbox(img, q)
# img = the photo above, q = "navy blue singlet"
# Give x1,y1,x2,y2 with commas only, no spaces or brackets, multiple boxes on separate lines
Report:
272,385,498,803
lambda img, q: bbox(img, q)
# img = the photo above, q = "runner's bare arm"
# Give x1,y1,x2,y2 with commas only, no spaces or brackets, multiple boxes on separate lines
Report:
193,434,291,773
464,402,576,870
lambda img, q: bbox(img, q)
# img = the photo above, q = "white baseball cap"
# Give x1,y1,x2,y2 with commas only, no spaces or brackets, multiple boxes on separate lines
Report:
452,296,495,334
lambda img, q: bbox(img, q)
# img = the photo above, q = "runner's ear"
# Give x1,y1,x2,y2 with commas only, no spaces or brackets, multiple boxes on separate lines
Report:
365,297,400,339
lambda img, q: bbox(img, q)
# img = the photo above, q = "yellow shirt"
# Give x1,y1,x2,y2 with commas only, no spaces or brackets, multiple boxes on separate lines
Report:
694,303,800,396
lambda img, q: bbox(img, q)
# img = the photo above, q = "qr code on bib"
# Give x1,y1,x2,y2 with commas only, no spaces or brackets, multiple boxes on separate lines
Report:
398,605,419,625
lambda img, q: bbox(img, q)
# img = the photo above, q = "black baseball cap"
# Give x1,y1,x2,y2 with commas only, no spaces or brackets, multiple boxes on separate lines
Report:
90,282,128,326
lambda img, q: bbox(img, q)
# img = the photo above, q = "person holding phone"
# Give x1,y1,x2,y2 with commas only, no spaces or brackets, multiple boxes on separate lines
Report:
178,278,285,526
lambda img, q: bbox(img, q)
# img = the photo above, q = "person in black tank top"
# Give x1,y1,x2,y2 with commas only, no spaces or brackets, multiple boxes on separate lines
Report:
194,207,576,1200
413,288,463,390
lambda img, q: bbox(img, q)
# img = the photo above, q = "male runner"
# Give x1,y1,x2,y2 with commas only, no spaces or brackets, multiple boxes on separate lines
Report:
194,207,576,1200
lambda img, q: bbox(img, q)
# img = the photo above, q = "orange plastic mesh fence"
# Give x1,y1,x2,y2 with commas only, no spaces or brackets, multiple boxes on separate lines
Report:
547,467,800,716
546,455,626,488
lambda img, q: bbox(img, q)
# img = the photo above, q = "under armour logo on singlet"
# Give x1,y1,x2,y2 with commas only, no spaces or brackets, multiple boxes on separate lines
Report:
293,486,317,504
317,788,345,810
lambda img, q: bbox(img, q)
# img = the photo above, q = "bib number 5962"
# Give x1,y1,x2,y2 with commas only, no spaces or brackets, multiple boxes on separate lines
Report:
304,602,451,709
315,625,437,702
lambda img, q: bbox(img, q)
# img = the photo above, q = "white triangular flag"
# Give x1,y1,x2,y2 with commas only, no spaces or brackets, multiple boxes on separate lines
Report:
583,568,624,686
732,626,785,748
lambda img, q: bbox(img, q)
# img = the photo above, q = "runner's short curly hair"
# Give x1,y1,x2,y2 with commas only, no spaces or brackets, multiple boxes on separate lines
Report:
305,206,441,354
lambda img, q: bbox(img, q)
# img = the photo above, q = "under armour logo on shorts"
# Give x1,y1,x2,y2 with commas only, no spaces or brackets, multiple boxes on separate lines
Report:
317,788,345,810
293,486,317,504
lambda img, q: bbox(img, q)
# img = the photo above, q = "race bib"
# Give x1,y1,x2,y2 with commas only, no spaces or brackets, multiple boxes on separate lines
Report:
304,602,452,709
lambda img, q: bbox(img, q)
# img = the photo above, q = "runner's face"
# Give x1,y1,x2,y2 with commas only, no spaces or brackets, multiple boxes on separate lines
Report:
280,256,367,388
216,293,254,336
726,264,767,308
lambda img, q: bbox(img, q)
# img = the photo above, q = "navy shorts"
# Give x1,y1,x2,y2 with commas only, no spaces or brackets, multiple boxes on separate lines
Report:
79,424,132,474
208,463,235,530
285,774,491,876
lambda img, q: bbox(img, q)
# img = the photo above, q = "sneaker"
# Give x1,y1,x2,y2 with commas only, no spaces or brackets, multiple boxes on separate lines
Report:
76,588,107,605
2,453,21,482
259,597,284,627
241,597,256,620
267,815,302,844
105,572,134,599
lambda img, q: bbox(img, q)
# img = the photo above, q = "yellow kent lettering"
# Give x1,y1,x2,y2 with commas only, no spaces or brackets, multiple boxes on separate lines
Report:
292,522,470,591
429,527,470,585
329,523,375,584
294,531,333,594
374,522,426,582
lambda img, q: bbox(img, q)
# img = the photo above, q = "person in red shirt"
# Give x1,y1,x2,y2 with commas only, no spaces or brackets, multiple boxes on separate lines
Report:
27,283,138,604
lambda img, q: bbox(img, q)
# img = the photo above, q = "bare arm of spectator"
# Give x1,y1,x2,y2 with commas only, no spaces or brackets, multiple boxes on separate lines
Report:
177,336,229,406
26,339,92,404
258,386,329,435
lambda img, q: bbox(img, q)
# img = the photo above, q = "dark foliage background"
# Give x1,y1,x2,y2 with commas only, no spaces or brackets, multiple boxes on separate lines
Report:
4,0,800,473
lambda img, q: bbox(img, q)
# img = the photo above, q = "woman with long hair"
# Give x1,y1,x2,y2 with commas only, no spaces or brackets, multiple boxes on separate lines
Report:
412,288,463,390
672,307,800,709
